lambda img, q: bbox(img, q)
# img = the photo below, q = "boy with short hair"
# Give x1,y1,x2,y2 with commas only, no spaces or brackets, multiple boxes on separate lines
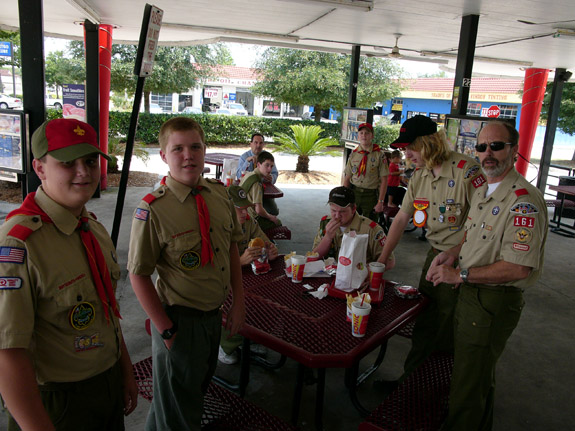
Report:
128,117,245,431
386,150,406,207
239,151,281,231
0,118,138,431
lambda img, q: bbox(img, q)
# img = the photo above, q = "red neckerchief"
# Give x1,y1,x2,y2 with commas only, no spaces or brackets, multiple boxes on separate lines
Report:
353,144,381,177
8,193,121,322
161,177,214,266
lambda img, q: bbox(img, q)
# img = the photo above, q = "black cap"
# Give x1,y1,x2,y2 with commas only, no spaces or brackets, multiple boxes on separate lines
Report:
328,186,355,208
391,115,437,149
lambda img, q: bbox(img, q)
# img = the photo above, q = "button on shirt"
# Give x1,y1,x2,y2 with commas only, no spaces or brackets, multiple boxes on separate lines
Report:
128,175,243,311
401,152,482,251
459,168,548,289
0,188,122,384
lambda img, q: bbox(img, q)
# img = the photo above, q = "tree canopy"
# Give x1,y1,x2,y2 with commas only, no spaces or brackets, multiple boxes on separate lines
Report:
45,50,85,97
540,81,575,136
250,48,404,119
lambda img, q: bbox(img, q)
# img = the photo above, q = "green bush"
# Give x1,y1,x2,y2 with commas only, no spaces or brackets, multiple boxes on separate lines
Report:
46,110,401,148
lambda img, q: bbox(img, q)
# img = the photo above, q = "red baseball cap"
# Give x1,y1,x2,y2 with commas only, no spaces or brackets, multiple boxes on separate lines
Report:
32,118,111,162
357,122,373,132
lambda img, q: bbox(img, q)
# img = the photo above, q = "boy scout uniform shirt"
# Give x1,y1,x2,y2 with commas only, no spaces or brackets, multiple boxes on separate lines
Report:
459,168,548,290
344,144,389,189
239,169,263,220
238,216,271,255
0,188,122,384
400,152,484,251
312,212,390,262
127,175,243,311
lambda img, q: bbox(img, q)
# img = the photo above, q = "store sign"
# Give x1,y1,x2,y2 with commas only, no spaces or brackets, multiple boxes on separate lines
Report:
0,41,12,57
204,88,220,99
486,105,501,118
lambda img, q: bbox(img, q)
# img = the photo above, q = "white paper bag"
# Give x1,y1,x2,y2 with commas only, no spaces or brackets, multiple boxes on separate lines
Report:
334,232,369,292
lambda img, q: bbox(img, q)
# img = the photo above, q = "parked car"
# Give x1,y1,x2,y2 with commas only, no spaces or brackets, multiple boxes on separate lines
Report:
227,103,248,116
0,94,23,110
182,106,203,114
214,108,231,115
301,111,313,120
45,97,63,109
149,103,163,113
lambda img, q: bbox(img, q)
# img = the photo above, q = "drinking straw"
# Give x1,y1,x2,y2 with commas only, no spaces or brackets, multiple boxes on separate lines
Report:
360,294,365,306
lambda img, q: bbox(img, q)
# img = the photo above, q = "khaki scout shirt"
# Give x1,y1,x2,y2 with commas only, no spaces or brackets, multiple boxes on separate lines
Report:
0,188,122,384
127,175,243,311
459,168,548,289
401,152,484,251
344,144,389,190
238,216,270,255
312,212,389,262
239,169,263,220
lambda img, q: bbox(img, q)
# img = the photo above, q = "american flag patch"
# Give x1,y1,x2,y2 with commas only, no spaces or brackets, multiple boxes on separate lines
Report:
135,208,149,221
0,247,26,264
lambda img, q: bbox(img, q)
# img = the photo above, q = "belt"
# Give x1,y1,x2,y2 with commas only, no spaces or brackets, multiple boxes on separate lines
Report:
465,282,523,293
352,186,377,193
39,361,120,391
168,304,221,317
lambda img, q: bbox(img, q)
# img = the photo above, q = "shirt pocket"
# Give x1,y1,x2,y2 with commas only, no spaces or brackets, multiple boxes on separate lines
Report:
166,230,203,270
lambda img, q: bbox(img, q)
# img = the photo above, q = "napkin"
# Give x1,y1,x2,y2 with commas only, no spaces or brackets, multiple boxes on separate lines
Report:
308,283,329,299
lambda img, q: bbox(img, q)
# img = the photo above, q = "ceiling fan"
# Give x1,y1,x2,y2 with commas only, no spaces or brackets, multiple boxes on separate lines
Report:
370,34,448,64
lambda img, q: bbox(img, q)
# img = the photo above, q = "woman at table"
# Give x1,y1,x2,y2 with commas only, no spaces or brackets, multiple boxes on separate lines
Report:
219,186,278,365
376,115,485,383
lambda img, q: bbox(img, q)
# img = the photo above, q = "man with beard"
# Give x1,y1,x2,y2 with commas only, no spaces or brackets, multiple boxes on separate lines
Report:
426,121,548,430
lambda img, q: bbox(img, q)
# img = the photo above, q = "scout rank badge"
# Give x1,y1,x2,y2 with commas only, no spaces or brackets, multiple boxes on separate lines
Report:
413,199,429,227
70,302,96,330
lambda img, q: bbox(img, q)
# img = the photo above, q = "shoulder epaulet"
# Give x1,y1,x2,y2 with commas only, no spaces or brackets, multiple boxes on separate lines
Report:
369,221,378,229
457,159,467,169
321,215,328,221
6,217,43,242
142,193,157,204
142,186,167,205
206,178,224,186
89,211,97,220
515,188,529,197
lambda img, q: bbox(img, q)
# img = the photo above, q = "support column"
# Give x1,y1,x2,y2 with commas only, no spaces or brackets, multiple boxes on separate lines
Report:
536,69,571,192
99,24,114,189
450,15,479,116
516,68,549,177
84,21,100,196
348,45,360,108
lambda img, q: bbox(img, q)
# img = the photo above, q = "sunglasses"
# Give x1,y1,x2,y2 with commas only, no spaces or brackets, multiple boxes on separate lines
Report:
474,141,513,153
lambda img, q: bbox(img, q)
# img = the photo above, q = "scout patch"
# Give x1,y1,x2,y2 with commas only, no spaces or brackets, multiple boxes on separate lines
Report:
515,228,532,244
69,302,96,330
492,206,500,215
74,333,103,352
464,165,480,179
0,277,22,289
447,215,457,224
135,208,149,221
180,250,201,270
472,174,486,188
514,216,535,228
448,179,455,188
510,202,539,214
0,246,26,264
413,199,429,228
513,243,530,251
375,230,386,246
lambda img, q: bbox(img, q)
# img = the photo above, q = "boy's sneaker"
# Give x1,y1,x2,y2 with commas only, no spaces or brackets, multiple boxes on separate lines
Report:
250,343,268,356
218,346,238,365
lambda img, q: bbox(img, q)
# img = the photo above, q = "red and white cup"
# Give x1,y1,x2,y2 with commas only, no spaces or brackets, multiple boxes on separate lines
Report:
351,299,371,338
291,255,306,283
368,262,386,292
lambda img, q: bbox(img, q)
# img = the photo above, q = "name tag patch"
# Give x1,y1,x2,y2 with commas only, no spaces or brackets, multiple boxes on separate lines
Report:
0,277,22,289
513,243,530,251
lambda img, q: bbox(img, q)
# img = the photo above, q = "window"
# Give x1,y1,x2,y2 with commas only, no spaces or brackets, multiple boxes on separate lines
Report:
151,93,172,112
498,104,518,119
467,103,482,116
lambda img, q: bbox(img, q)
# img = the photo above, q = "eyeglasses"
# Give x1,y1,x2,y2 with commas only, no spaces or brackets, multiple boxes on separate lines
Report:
474,141,513,153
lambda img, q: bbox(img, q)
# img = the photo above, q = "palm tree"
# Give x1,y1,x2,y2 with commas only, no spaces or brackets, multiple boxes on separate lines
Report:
271,124,340,173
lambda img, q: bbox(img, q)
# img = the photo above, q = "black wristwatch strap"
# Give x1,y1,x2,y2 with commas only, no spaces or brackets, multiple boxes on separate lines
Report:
161,323,178,340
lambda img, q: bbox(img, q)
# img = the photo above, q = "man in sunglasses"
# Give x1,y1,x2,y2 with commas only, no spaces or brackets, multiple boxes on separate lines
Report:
427,121,548,430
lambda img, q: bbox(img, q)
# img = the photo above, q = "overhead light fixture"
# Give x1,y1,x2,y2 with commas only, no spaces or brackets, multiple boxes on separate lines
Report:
553,28,575,38
162,23,300,43
279,0,373,12
66,0,101,24
420,51,533,67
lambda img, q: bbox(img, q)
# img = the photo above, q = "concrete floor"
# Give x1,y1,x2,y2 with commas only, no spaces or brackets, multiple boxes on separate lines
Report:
1,156,574,430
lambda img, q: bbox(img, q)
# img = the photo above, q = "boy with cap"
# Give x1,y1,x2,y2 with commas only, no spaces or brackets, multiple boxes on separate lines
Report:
219,186,278,364
343,123,389,221
239,151,281,231
312,186,395,266
127,117,245,430
0,118,138,431
376,115,484,384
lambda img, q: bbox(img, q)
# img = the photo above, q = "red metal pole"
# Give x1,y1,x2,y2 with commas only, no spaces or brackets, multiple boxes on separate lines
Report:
516,68,549,177
99,24,113,190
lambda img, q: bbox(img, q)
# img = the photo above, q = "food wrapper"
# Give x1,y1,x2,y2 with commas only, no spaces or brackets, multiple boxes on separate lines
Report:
324,257,337,276
251,248,271,275
284,252,296,274
394,285,420,299
306,251,320,262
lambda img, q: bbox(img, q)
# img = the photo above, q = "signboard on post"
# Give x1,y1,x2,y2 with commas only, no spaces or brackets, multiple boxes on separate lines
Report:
486,105,501,118
134,4,163,77
62,84,86,121
0,41,12,57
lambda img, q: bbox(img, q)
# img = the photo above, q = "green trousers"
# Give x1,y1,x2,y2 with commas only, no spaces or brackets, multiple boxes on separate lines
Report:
146,305,222,431
7,361,124,431
220,327,243,354
401,247,459,381
352,186,378,222
443,284,523,431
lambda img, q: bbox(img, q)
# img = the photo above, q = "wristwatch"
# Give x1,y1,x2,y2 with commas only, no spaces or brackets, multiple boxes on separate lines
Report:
459,268,469,283
161,323,178,340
